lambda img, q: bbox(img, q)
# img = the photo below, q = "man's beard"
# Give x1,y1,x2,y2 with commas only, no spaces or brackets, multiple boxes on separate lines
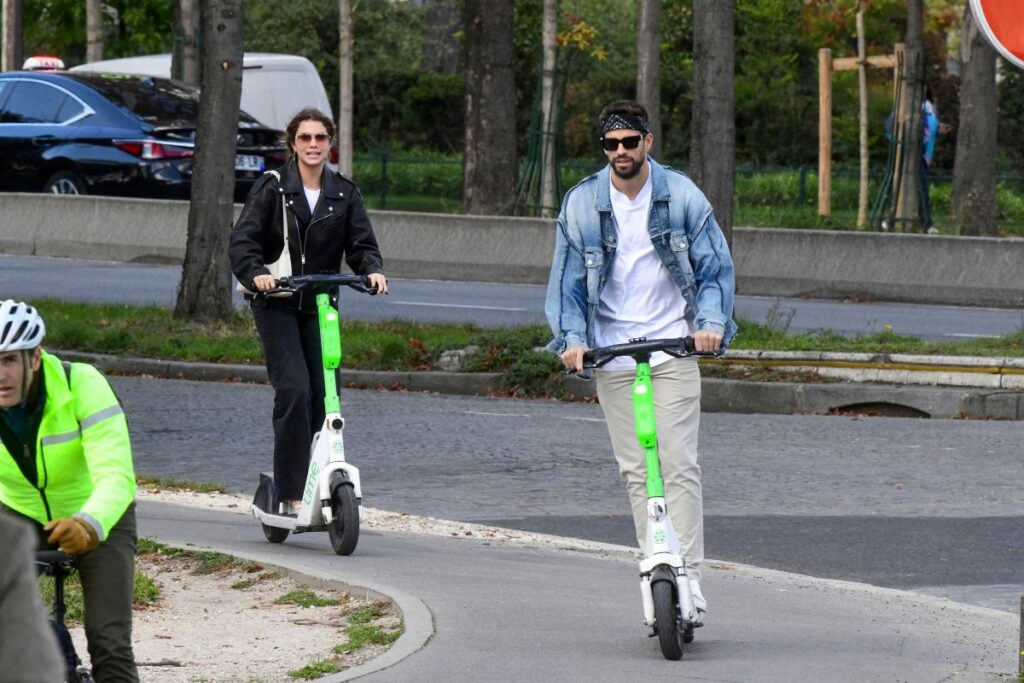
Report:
612,154,644,180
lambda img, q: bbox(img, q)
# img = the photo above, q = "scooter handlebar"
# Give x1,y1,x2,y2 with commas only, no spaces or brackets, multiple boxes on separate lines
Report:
581,336,720,369
265,274,378,297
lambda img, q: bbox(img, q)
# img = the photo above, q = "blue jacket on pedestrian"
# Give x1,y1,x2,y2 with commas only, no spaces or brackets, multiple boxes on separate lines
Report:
545,158,737,356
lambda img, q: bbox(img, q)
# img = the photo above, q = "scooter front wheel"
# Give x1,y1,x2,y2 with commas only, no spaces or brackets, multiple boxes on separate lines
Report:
328,485,360,556
652,579,684,660
263,522,289,544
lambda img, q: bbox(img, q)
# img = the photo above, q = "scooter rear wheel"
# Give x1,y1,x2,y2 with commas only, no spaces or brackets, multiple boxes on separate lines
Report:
328,485,359,556
652,579,684,660
255,476,290,543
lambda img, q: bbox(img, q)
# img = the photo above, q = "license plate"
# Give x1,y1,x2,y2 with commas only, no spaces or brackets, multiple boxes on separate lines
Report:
235,154,264,172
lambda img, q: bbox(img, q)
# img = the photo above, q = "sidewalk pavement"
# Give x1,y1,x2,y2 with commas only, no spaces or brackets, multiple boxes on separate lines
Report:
139,499,1019,682
58,349,1024,420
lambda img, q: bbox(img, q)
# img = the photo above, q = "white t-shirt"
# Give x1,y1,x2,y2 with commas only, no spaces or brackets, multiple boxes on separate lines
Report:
303,186,321,214
594,172,690,370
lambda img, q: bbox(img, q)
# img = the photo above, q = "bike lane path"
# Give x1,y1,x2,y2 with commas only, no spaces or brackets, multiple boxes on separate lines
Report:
138,500,1016,683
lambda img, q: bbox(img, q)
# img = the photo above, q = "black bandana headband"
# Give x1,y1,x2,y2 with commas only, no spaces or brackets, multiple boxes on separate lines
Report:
600,113,649,137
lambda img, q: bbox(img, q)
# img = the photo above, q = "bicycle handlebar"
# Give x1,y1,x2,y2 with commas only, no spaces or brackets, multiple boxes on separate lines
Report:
581,336,721,369
34,549,75,566
266,274,378,297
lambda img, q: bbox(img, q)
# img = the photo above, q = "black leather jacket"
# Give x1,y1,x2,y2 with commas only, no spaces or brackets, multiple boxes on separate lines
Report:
229,159,383,311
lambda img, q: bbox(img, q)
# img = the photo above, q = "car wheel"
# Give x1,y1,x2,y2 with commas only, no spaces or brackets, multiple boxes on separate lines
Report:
44,171,87,195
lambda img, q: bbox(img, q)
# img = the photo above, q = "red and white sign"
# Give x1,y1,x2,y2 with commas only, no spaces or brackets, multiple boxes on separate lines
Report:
970,0,1024,70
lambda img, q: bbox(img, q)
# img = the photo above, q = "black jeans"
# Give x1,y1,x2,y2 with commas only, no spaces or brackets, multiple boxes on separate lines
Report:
251,303,326,502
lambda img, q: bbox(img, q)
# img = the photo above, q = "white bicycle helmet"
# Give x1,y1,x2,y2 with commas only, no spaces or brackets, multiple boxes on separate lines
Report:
0,300,46,351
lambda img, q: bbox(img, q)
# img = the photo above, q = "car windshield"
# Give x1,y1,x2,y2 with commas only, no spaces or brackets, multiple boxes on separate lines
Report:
71,73,259,127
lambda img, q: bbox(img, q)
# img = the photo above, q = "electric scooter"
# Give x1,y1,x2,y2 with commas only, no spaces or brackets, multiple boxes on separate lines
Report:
250,273,377,556
35,549,93,682
582,336,717,660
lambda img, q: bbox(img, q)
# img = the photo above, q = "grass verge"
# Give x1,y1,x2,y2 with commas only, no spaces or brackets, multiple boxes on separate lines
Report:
28,298,1024,398
286,598,403,679
136,538,260,575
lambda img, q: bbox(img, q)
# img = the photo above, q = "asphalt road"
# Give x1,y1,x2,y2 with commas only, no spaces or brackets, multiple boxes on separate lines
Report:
114,375,1023,614
2,253,1022,340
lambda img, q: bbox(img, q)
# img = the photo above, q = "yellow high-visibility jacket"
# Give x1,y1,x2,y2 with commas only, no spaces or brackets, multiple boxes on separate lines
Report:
0,350,135,539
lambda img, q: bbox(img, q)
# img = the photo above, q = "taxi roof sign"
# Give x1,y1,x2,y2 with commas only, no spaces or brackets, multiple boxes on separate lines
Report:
969,0,1024,70
22,56,66,71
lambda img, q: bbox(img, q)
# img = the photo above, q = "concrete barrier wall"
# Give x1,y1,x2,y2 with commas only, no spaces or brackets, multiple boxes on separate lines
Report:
2,193,1022,307
734,228,1024,308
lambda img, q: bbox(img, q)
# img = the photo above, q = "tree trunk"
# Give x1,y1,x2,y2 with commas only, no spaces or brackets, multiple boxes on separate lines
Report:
690,0,735,245
952,3,998,237
86,0,103,63
636,0,662,161
539,0,558,217
895,0,925,232
338,0,353,176
422,0,460,74
1,0,22,72
172,0,200,85
462,0,517,216
174,0,244,321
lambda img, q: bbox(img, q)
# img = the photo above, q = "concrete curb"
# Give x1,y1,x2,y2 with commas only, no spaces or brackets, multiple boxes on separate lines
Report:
57,349,1024,420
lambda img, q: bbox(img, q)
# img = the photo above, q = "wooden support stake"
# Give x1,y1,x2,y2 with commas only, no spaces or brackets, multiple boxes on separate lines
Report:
856,3,869,229
892,43,909,227
832,54,897,71
818,48,832,217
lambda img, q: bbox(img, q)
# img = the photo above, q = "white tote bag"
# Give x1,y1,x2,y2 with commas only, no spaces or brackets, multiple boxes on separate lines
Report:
236,171,291,295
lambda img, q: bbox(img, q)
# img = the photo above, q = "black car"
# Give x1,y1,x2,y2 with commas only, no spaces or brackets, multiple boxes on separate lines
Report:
0,71,288,200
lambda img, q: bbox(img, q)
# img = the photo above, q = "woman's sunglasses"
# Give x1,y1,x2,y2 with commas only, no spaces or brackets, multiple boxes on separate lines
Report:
296,133,331,143
600,135,643,152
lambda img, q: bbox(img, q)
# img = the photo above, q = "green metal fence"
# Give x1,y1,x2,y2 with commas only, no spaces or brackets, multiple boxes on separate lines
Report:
350,153,1024,234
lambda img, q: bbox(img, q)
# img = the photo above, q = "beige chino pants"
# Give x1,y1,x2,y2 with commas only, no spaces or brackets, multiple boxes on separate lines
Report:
595,357,704,581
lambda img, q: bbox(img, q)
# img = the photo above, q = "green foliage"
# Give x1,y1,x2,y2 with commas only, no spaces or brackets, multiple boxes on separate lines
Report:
288,659,343,680
333,625,401,654
23,0,173,66
246,0,429,152
32,299,1024,401
998,68,1024,174
38,564,159,626
346,600,390,624
18,0,1022,181
274,589,343,608
135,475,230,494
136,538,258,575
231,571,281,591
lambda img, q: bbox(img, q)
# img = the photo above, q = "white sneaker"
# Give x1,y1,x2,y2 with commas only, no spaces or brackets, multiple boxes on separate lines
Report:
689,578,707,613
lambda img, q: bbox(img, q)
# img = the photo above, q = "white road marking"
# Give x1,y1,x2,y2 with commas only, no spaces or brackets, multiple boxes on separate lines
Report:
943,333,1002,339
388,301,527,312
563,417,606,423
464,411,529,417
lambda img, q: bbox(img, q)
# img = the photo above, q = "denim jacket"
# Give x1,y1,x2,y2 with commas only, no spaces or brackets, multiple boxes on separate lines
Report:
545,158,737,357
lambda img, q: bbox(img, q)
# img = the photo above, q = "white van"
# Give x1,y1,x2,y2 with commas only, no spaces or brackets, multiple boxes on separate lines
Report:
71,53,332,132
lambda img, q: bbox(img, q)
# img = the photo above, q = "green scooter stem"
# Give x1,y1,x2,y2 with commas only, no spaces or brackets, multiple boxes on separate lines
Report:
317,291,342,414
631,354,665,499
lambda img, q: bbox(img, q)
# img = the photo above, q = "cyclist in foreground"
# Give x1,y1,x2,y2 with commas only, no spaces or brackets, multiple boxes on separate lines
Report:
0,300,138,681
545,100,736,617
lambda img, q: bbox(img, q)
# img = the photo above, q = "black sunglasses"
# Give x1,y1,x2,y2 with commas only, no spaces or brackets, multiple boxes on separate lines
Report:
600,135,643,152
296,132,331,143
